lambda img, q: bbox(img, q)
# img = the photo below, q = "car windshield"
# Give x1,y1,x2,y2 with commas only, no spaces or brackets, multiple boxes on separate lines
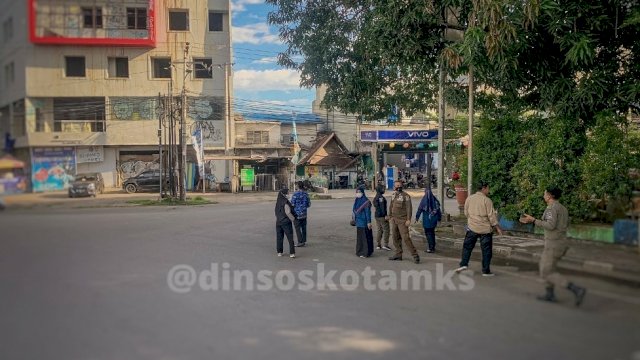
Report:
75,174,96,181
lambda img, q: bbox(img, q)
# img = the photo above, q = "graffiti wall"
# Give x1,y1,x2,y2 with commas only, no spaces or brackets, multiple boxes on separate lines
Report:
187,97,226,147
31,147,76,192
111,97,159,120
118,154,159,182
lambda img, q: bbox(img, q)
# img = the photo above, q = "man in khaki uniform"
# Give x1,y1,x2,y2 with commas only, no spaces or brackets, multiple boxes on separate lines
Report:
455,181,502,276
521,187,587,307
388,180,420,264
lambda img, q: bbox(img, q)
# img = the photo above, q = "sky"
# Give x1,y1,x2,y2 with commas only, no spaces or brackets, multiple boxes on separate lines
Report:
230,0,316,115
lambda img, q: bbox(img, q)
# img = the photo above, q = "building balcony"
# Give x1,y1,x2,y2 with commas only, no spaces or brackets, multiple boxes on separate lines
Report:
29,0,156,47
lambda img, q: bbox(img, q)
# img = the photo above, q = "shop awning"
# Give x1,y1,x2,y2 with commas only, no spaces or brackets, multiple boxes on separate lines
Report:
0,155,25,170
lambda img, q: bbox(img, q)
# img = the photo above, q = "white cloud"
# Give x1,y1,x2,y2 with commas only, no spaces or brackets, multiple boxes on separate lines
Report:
251,56,279,64
231,0,265,13
232,23,281,45
234,69,301,91
263,98,312,107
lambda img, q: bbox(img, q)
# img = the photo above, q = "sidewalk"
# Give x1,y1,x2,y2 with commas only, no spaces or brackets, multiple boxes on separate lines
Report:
1,187,460,210
409,222,640,285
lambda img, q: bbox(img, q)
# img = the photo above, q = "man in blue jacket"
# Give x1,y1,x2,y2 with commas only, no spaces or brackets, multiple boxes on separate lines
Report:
292,181,311,247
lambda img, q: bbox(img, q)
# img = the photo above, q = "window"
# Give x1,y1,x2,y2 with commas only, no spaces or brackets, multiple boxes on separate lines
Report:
65,56,86,77
247,131,269,144
82,7,102,28
53,97,105,132
152,57,171,79
193,58,212,79
127,8,147,30
2,17,13,42
108,57,129,78
4,62,14,87
169,10,189,31
208,12,225,32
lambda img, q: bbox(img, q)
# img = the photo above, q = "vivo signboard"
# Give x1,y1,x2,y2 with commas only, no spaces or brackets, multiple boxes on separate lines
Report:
360,130,438,142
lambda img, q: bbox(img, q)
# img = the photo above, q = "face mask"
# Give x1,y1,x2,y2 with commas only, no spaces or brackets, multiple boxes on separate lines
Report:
395,186,403,192
356,193,363,198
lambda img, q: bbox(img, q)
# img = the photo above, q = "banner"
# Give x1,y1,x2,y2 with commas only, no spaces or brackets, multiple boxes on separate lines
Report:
31,147,76,192
291,115,301,165
191,125,204,176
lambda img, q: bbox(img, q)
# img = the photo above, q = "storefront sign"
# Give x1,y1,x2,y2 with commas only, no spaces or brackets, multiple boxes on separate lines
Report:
240,168,255,187
76,146,104,163
361,130,438,142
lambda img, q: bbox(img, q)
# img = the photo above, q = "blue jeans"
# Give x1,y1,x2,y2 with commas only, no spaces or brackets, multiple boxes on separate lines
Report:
460,230,493,274
294,217,307,244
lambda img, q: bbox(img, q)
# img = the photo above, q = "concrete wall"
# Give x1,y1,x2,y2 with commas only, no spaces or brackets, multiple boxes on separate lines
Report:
76,147,118,187
280,122,318,148
234,121,282,148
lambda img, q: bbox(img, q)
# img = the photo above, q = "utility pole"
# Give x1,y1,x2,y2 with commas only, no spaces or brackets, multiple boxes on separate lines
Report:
158,92,163,199
468,66,474,195
437,63,446,216
168,82,176,198
179,42,189,201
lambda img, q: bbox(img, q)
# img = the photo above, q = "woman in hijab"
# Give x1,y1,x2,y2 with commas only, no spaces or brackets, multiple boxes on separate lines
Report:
352,186,373,258
415,185,441,253
275,187,297,258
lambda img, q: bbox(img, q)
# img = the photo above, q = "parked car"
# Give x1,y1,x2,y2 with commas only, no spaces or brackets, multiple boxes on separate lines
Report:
123,170,169,194
68,172,104,198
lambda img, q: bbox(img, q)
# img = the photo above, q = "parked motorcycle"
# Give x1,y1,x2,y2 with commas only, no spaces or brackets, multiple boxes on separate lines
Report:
445,185,456,199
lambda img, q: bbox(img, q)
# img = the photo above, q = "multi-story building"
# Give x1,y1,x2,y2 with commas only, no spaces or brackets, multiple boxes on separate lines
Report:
0,0,233,192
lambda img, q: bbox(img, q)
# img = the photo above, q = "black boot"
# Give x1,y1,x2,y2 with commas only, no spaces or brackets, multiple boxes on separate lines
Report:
567,282,587,307
536,286,557,303
388,255,402,261
413,255,420,264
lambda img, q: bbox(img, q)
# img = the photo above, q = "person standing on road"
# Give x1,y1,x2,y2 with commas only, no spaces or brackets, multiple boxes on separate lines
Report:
415,186,441,253
292,181,311,247
274,187,297,258
455,181,503,276
352,186,373,258
520,187,587,306
388,180,420,264
373,185,392,251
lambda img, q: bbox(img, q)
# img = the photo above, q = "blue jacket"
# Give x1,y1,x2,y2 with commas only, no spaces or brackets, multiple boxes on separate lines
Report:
291,190,311,218
416,201,441,228
353,200,372,228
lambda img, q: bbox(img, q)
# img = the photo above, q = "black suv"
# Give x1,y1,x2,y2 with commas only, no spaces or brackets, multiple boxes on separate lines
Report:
123,170,169,194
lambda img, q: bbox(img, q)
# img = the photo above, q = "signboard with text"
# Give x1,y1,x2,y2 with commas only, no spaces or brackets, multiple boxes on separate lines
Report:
361,130,438,142
240,168,255,187
76,146,104,164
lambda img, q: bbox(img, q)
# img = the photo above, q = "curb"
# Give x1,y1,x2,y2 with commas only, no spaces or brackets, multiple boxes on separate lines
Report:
409,227,640,285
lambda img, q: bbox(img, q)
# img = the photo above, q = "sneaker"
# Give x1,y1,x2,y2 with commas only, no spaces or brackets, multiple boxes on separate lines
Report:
382,246,392,251
376,246,382,250
454,266,468,273
413,255,420,264
359,255,366,258
388,255,402,261
290,254,296,258
482,272,495,277
425,249,434,253
295,243,306,247
277,253,283,257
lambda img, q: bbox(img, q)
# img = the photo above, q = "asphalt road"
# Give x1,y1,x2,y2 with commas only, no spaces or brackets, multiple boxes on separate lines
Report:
1,199,639,360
